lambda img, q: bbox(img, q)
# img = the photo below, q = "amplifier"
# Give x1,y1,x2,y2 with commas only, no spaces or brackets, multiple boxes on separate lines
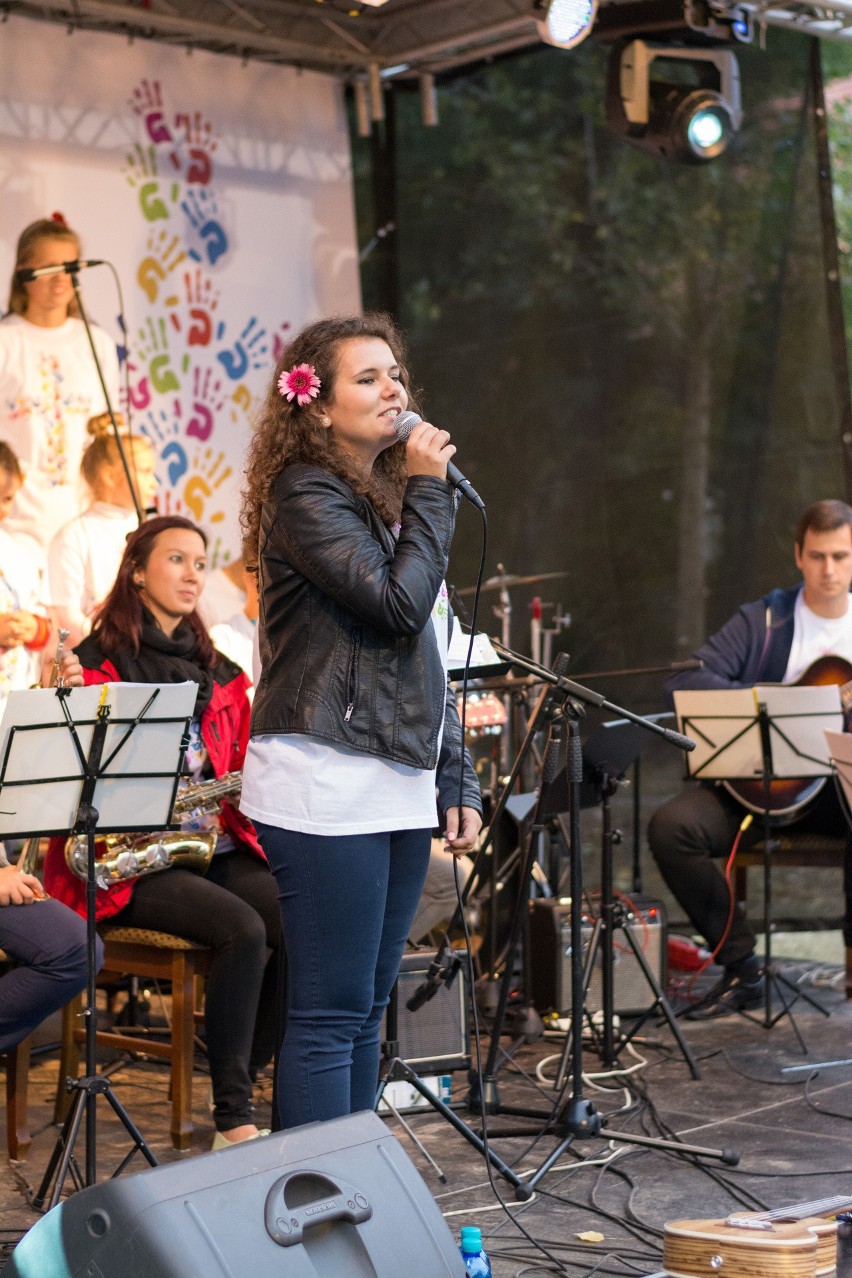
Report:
529,897,667,1016
382,947,470,1072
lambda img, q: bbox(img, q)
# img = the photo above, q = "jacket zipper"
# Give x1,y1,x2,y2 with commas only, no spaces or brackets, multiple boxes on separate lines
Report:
344,628,362,722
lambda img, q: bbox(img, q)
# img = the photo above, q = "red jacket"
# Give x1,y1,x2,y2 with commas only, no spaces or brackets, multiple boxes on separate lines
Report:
43,659,265,921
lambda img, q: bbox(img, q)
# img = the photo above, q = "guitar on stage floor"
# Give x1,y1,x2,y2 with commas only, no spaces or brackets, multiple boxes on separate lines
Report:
663,1193,852,1278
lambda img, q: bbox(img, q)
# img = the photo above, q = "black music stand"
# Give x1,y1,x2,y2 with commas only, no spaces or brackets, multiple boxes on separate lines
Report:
676,685,840,1047
0,680,196,1209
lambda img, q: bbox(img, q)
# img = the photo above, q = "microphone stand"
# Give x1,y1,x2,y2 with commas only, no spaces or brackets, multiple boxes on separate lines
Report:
69,268,143,525
466,646,737,1195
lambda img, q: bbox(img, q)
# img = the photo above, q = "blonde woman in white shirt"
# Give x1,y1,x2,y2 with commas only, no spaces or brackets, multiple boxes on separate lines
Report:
0,215,121,550
48,414,157,649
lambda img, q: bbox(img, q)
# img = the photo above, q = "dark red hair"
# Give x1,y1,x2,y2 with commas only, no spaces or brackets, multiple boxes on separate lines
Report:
91,515,216,665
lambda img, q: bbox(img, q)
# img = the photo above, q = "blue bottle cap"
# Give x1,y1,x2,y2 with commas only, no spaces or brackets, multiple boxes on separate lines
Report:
460,1226,482,1250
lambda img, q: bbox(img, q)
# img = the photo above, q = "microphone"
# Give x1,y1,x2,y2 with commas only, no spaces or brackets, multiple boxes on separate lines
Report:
393,410,485,511
15,259,105,282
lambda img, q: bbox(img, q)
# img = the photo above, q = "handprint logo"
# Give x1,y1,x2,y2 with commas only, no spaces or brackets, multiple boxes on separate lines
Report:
174,367,226,443
124,143,180,223
139,408,188,488
271,321,292,364
137,230,186,304
216,316,269,381
129,80,174,147
136,317,189,396
183,447,232,525
170,111,218,185
181,190,229,267
230,383,255,426
168,268,220,347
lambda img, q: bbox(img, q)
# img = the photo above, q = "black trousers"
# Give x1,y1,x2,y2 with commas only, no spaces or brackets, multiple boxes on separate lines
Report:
647,781,851,967
111,850,281,1132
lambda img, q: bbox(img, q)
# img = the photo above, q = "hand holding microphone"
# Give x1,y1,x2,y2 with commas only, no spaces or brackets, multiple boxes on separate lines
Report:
393,410,485,510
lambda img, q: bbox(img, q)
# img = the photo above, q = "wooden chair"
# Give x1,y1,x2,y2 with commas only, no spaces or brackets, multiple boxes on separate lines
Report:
0,947,33,1161
57,927,212,1151
5,1034,33,1161
732,832,852,996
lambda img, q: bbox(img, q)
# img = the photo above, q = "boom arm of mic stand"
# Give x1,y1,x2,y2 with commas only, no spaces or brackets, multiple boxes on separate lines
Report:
491,641,696,755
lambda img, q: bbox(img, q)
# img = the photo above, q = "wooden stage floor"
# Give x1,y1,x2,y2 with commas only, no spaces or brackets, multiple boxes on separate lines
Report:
2,957,852,1277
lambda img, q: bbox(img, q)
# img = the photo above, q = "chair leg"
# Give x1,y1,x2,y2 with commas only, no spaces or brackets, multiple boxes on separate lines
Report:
846,947,852,1001
6,1035,32,1161
54,994,83,1124
169,952,196,1150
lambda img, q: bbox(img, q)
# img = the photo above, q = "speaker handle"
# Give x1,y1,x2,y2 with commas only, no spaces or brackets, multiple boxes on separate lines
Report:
264,1170,373,1246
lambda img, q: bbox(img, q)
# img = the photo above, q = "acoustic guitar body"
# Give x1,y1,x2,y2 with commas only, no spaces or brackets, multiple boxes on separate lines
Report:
663,1217,818,1278
722,655,852,822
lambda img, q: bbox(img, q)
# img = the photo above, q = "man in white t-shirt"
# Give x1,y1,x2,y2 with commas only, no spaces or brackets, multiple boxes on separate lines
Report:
648,498,852,1015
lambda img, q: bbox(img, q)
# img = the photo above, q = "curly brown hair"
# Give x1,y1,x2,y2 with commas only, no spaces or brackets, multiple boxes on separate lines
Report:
240,313,417,570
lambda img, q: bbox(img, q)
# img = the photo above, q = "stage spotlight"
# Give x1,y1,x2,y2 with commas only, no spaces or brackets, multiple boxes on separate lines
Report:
534,0,599,50
606,39,742,162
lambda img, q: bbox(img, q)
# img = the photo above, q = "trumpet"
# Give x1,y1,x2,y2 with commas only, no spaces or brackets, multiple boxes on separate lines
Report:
64,771,242,888
18,628,70,879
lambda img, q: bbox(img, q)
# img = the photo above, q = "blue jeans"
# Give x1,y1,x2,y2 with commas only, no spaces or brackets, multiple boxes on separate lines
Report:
0,899,100,1053
254,823,431,1129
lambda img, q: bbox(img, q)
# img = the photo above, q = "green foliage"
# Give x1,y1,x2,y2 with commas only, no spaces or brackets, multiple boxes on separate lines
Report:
350,33,845,678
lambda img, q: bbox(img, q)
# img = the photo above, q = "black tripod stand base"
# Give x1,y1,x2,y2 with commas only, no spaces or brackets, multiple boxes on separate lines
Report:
379,1057,528,1197
31,1074,158,1213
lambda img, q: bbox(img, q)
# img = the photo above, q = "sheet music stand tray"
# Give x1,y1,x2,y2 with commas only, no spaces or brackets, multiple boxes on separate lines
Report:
675,686,841,1046
0,680,196,1209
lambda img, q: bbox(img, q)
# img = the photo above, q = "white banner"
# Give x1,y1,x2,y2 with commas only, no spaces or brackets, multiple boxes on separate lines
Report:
0,15,361,561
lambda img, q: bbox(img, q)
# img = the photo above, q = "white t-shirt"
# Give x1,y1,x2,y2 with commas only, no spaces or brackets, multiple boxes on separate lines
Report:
48,503,137,633
783,592,852,684
240,582,451,836
210,612,255,692
0,314,120,548
0,525,48,710
198,569,245,629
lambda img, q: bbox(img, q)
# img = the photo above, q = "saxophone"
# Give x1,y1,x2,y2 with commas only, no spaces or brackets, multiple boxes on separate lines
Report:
64,771,242,889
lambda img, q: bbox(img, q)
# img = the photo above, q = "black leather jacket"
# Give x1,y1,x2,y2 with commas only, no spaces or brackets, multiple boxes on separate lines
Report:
251,464,482,817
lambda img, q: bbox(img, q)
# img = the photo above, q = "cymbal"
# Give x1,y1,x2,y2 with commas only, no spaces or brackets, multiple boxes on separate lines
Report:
453,570,568,598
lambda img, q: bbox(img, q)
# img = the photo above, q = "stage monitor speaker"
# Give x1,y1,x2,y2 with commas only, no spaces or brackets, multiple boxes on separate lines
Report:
7,1111,466,1278
383,947,470,1072
529,897,667,1016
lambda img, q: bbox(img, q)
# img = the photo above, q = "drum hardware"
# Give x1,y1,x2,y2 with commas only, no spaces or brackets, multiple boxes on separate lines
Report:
530,595,571,670
453,569,569,597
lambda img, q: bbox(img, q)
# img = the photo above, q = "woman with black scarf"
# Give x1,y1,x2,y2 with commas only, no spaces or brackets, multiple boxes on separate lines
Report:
44,516,280,1149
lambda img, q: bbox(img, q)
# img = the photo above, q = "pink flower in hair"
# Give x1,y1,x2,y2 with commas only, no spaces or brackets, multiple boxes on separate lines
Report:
278,363,321,406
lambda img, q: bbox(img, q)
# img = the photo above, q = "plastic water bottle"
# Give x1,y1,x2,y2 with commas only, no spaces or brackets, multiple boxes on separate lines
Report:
459,1226,492,1277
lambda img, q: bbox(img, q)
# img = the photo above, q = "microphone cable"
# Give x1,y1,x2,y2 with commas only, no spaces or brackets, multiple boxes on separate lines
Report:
446,505,574,1275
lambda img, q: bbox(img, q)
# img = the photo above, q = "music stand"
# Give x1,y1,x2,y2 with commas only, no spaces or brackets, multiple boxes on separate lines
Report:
0,680,197,1209
675,686,841,1045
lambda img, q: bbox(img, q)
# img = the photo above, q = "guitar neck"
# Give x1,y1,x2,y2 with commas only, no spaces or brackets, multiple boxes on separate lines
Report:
727,1194,852,1226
